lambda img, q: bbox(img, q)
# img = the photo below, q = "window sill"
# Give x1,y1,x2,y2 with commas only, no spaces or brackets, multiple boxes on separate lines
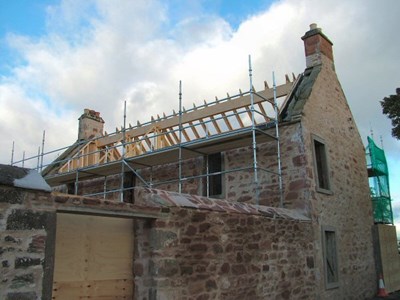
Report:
316,187,333,195
325,282,339,290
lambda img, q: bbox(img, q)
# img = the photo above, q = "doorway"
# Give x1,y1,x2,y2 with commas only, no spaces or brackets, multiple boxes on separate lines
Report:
52,213,134,299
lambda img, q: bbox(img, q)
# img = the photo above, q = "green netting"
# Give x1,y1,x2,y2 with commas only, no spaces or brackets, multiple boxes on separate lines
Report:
372,197,393,224
366,136,393,224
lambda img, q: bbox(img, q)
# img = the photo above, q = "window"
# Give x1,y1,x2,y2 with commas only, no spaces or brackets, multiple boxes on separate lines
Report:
322,226,339,289
123,172,136,203
66,182,75,194
204,153,223,197
312,135,331,192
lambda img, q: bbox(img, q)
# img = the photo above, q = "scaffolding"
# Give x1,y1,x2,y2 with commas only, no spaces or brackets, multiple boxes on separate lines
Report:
366,136,394,224
11,59,300,207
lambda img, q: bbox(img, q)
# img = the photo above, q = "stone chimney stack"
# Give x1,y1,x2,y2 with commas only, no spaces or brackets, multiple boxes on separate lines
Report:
78,109,104,140
301,23,333,68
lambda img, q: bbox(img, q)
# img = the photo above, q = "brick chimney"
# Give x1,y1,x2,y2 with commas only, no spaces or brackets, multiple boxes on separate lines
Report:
301,23,333,68
78,109,104,140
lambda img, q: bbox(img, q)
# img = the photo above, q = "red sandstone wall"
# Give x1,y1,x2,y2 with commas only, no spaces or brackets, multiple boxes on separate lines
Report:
134,205,316,299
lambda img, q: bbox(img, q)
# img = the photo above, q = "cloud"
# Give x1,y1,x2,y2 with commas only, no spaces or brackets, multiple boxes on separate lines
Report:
1,1,399,224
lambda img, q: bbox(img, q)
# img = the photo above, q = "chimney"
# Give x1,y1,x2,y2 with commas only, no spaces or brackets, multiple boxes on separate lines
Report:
301,23,333,68
78,109,105,140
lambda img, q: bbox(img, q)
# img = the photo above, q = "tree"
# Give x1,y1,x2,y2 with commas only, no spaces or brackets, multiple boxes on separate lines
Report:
381,88,400,140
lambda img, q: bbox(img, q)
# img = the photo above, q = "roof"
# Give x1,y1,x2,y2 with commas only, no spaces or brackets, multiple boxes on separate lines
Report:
281,65,321,122
42,74,304,183
41,63,323,186
0,164,51,192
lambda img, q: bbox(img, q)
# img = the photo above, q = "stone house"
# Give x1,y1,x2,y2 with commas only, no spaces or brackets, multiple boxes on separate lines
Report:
0,24,379,299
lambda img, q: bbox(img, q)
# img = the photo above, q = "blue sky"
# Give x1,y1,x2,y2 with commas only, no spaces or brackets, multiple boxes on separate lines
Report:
0,1,49,73
0,0,399,230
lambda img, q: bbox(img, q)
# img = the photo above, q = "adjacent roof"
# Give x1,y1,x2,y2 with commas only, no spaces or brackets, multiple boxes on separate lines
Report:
0,164,51,192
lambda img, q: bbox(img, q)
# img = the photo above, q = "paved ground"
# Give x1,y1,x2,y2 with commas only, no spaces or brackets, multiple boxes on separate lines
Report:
370,290,400,299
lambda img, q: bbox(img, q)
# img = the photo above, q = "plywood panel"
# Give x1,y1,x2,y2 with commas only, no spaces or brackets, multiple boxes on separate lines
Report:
53,213,134,299
53,279,133,299
86,216,134,280
53,213,88,282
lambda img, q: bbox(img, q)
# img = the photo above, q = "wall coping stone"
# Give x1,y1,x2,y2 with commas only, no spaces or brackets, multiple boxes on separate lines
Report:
136,187,310,221
51,192,165,218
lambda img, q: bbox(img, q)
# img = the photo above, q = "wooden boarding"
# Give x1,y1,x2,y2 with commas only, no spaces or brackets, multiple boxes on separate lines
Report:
52,279,133,299
52,213,134,299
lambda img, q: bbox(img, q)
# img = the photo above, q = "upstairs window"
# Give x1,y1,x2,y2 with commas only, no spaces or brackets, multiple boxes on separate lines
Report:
204,153,223,197
312,135,331,192
123,172,136,203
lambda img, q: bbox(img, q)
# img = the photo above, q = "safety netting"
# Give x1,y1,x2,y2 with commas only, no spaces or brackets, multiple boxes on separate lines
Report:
366,136,393,224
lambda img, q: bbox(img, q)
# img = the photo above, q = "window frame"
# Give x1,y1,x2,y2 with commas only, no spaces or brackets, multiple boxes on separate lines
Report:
322,225,339,289
311,134,332,194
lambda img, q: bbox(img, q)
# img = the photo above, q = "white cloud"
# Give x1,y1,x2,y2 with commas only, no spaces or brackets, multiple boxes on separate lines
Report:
1,0,399,225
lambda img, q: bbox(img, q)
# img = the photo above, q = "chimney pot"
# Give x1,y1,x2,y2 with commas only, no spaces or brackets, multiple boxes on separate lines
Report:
310,23,318,30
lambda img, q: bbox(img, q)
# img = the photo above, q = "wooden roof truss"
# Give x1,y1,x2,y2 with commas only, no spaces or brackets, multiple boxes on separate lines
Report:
53,74,297,175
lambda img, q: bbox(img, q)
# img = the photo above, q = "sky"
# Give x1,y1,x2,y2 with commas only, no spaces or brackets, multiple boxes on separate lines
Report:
0,0,399,228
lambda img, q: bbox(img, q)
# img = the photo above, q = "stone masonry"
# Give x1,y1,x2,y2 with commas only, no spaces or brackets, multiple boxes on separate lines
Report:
1,165,316,299
134,188,315,300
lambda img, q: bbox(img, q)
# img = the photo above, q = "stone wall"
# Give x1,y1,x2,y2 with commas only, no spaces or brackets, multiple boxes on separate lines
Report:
134,188,315,300
0,186,55,300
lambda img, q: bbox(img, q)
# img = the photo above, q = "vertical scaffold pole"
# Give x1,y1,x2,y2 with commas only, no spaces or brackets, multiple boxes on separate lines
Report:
22,151,25,168
249,55,259,205
40,130,45,173
36,147,40,170
206,155,209,198
11,141,15,165
120,101,127,202
74,170,79,195
150,166,153,188
103,176,107,199
273,72,284,208
178,81,183,193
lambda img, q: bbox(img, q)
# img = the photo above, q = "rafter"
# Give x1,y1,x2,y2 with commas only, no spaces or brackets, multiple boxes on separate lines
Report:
97,80,294,147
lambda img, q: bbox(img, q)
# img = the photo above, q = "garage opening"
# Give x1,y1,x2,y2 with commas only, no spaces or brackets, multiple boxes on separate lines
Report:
52,213,134,299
